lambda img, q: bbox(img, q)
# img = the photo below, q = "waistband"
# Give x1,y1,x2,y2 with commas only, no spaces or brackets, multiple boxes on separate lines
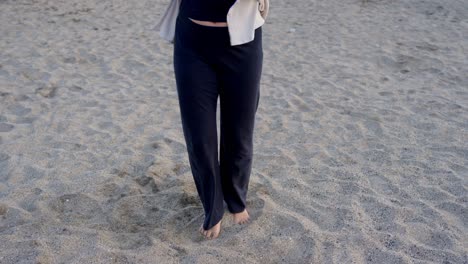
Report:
176,13,232,47
177,13,229,30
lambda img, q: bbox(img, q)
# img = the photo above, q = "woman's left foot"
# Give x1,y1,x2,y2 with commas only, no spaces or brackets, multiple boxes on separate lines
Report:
232,208,250,224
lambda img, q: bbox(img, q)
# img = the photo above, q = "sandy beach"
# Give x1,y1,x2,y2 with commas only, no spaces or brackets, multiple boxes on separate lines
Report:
0,0,467,263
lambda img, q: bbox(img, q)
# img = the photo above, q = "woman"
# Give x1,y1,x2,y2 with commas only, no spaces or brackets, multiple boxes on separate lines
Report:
173,0,264,240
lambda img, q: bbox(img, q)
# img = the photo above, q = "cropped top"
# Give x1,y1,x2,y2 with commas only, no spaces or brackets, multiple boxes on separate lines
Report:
180,0,237,22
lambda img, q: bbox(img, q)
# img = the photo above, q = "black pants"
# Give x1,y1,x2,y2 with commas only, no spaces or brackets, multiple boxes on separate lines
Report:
173,13,263,231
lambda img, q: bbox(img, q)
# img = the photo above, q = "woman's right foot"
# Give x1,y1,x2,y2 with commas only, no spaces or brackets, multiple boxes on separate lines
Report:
232,208,250,224
199,218,222,239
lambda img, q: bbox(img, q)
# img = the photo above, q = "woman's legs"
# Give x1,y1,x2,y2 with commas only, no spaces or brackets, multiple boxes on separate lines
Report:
173,13,263,238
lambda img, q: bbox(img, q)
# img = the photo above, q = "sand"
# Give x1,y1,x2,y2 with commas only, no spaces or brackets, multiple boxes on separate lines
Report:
0,0,467,263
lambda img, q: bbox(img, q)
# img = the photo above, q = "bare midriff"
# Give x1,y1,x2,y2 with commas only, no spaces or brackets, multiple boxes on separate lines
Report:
188,18,228,27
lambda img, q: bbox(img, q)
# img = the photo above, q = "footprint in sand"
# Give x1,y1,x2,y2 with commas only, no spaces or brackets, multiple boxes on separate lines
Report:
108,195,170,233
47,193,105,226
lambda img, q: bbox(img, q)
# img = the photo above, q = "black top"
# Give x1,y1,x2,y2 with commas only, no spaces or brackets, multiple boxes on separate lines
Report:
180,0,237,22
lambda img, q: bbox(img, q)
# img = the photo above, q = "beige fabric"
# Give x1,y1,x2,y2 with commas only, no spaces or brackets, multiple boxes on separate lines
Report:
154,0,269,46
154,0,181,45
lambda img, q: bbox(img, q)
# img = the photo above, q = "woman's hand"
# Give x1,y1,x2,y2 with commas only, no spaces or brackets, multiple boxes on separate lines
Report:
257,0,269,20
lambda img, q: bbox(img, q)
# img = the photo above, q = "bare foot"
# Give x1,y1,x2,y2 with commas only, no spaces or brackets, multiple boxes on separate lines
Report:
199,219,222,239
232,208,250,224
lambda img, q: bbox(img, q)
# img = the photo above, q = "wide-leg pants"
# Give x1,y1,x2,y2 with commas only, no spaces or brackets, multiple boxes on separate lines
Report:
173,13,263,231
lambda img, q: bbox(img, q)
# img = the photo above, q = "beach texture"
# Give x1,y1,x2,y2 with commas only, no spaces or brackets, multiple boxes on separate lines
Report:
1,0,467,263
